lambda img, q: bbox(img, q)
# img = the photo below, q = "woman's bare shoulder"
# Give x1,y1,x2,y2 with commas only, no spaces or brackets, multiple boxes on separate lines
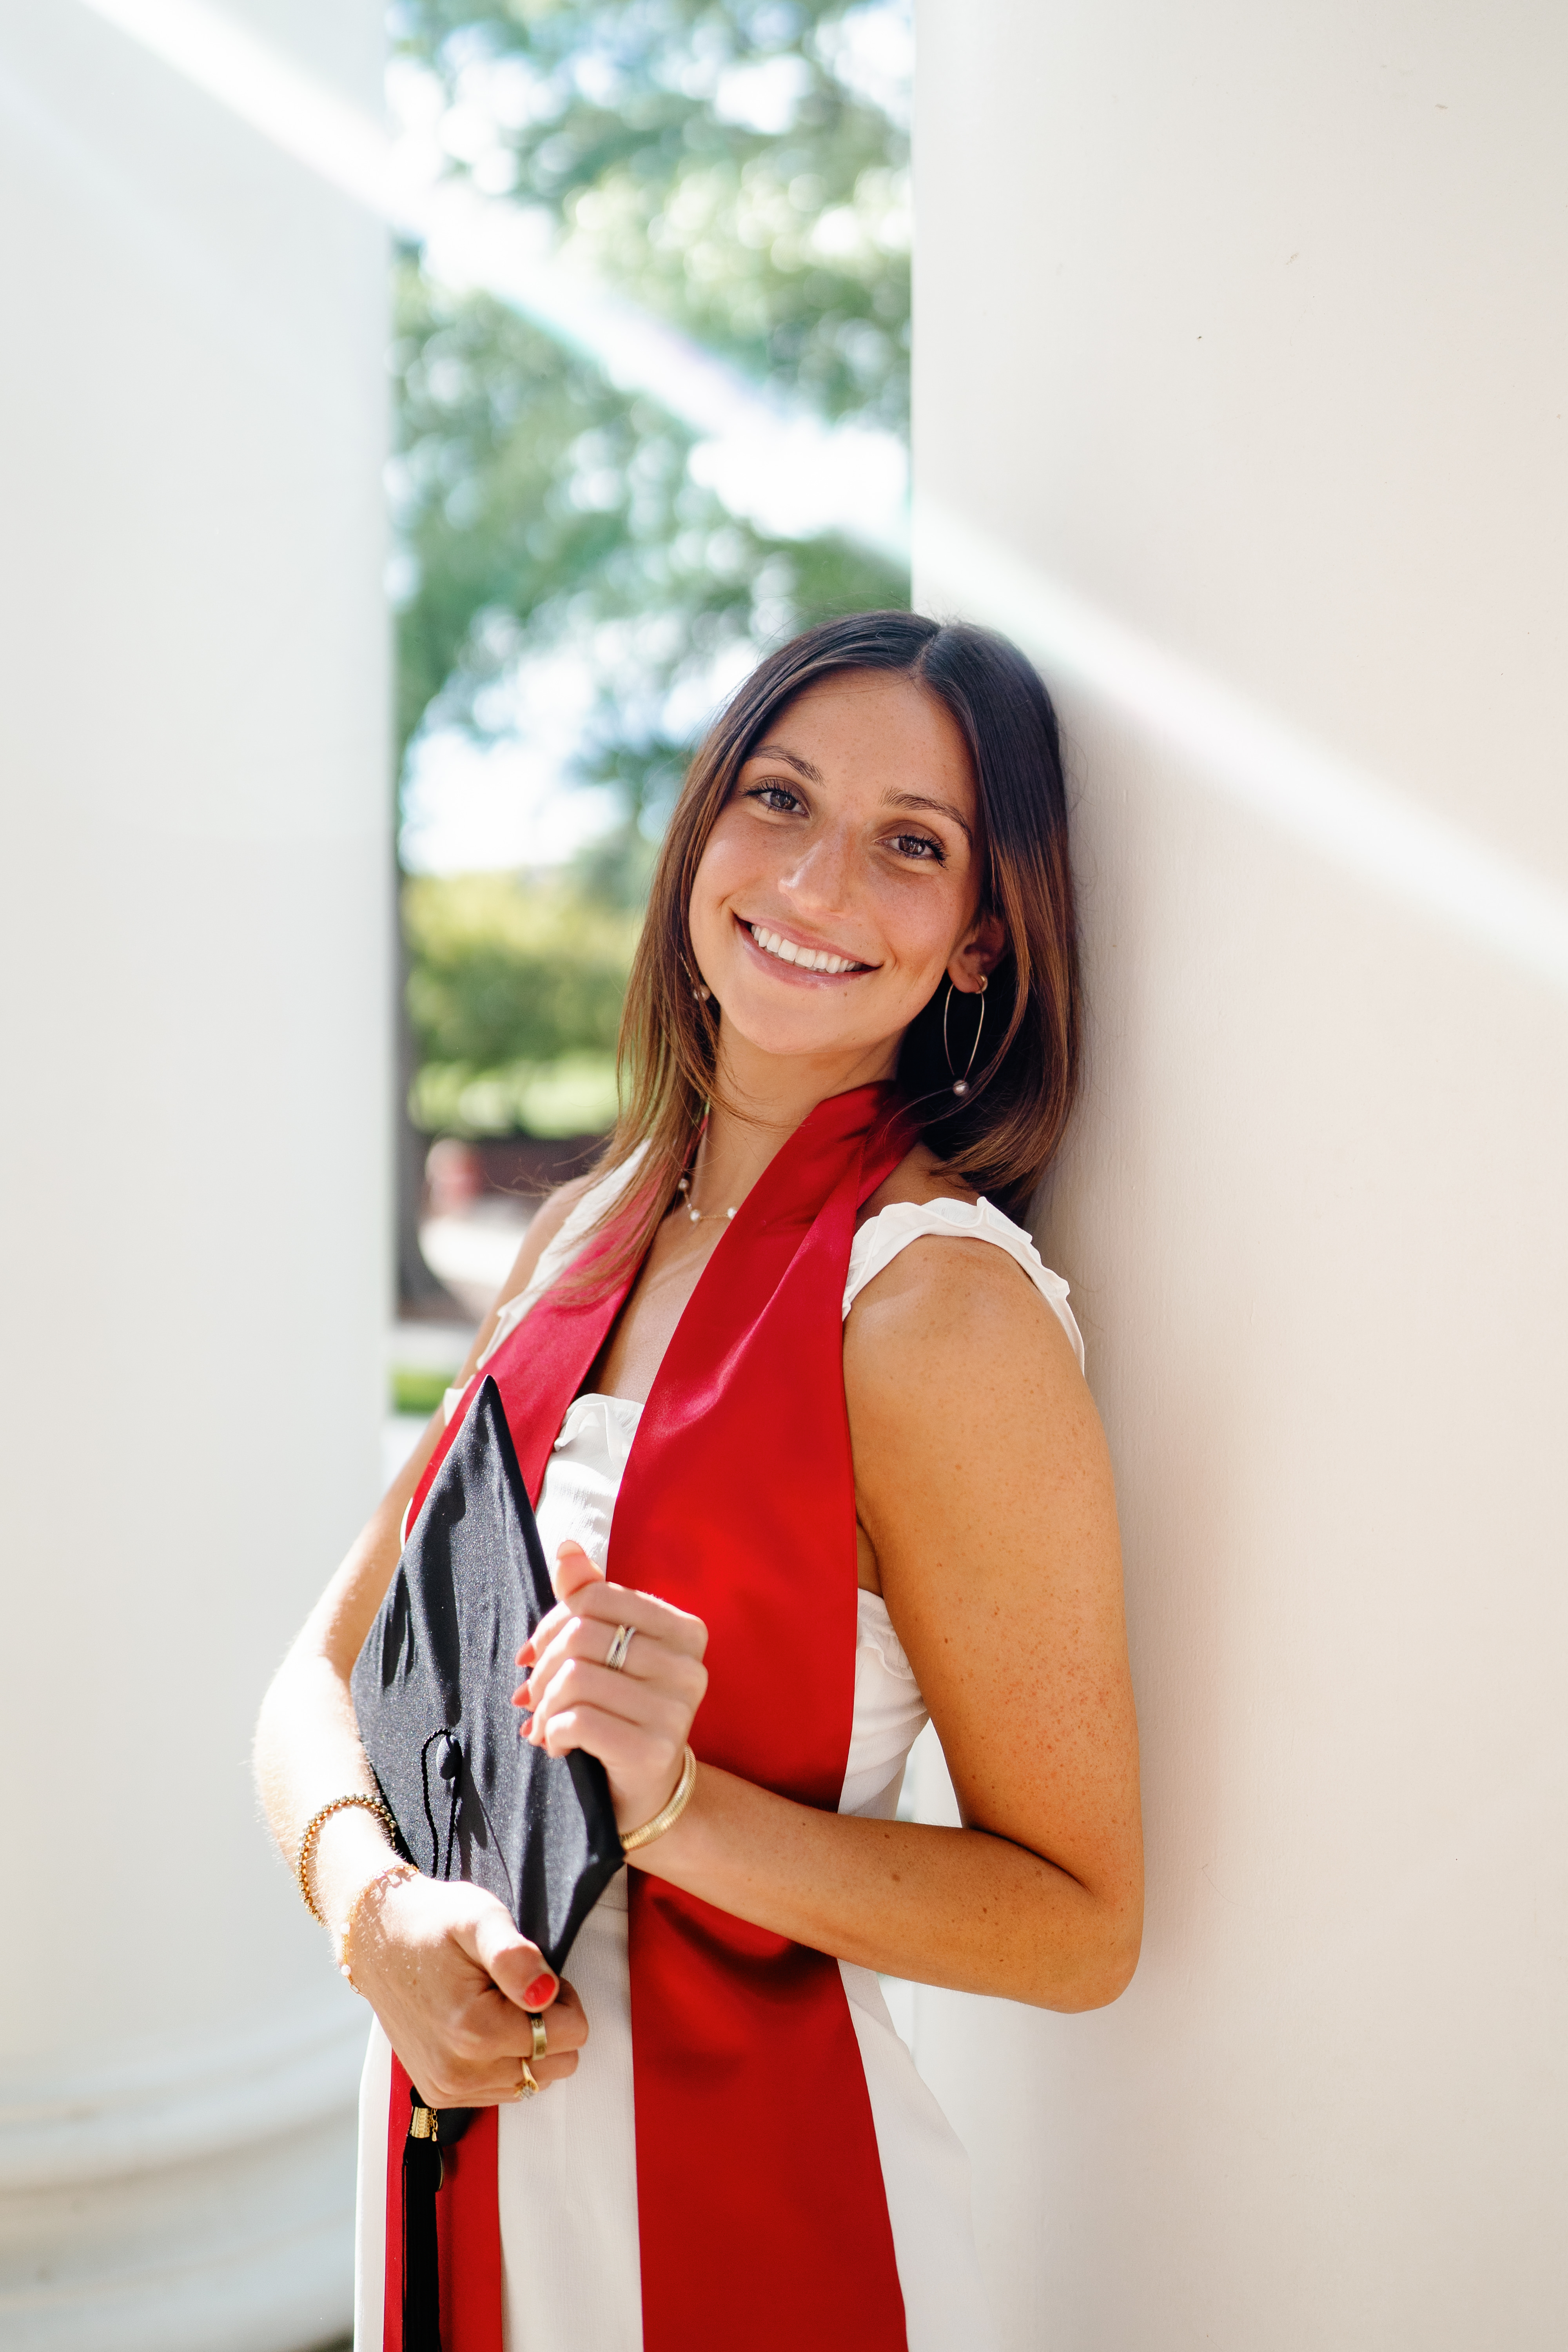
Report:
846,1149,1078,1398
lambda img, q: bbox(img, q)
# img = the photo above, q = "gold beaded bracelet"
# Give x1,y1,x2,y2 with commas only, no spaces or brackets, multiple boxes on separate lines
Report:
620,1745,699,1855
295,1793,398,1925
336,1862,420,1990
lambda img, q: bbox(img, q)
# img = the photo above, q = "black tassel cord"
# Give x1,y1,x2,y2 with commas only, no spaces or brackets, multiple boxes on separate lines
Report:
403,2091,445,2352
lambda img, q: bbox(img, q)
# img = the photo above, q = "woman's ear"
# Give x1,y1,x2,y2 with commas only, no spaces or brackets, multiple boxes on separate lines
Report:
948,910,1006,994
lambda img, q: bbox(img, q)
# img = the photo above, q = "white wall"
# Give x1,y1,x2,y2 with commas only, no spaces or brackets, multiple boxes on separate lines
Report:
0,5,387,2344
911,4,1568,2346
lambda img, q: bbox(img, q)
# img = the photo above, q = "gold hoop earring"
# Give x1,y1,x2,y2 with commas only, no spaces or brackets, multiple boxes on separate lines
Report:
942,975,987,1098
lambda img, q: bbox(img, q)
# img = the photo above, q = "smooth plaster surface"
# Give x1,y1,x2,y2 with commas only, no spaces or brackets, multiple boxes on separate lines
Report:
910,3,1568,2345
0,4,387,2340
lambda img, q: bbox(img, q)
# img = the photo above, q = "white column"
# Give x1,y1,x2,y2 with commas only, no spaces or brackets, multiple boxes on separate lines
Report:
911,3,1568,2346
0,6,388,2347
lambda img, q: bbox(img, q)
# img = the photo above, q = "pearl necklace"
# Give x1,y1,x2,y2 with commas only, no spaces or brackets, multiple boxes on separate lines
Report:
676,1173,737,1225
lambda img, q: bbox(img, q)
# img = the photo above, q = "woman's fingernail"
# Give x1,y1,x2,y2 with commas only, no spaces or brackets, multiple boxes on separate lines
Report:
523,1973,557,2009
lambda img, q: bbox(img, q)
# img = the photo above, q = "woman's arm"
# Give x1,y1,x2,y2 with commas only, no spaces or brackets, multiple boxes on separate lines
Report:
251,1175,599,2098
522,1237,1143,2012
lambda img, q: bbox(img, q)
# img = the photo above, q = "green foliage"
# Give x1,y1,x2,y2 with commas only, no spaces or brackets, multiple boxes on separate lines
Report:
403,872,636,1136
390,2,911,1141
390,257,903,768
405,871,639,1065
392,1,909,428
410,1049,621,1139
390,0,909,772
391,1365,457,1414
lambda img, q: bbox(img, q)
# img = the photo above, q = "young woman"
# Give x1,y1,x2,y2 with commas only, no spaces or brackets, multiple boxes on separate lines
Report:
255,611,1142,2352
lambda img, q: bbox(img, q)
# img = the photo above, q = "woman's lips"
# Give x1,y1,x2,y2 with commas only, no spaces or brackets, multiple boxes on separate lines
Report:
736,915,874,979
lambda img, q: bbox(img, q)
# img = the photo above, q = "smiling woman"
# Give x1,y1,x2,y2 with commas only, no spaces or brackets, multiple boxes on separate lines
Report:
595,612,1082,1282
254,612,1140,2352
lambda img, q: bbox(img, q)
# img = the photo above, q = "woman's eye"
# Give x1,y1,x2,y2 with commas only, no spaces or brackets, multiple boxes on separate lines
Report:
890,832,945,863
746,784,804,814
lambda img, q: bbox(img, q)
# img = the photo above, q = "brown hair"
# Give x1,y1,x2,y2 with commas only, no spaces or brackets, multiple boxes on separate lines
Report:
578,611,1080,1281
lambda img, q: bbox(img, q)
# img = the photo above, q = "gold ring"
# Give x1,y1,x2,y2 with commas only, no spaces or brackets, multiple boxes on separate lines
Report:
517,2062,539,2100
604,1623,635,1673
529,2014,548,2062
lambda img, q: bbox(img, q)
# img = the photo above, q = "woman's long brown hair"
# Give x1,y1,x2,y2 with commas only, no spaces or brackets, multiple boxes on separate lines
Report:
573,611,1080,1286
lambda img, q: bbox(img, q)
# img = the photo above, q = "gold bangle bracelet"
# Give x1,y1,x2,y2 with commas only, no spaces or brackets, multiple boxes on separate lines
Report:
620,1745,698,1855
295,1793,398,1925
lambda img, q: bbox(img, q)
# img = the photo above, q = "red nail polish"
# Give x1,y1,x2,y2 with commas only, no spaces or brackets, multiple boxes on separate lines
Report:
523,1973,557,2009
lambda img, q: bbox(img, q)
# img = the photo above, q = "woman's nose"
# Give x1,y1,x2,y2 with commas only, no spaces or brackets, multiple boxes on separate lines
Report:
780,827,854,907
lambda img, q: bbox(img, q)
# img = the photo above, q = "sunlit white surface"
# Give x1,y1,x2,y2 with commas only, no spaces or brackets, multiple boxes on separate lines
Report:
915,4,1568,2348
919,501,1568,994
0,3,388,2341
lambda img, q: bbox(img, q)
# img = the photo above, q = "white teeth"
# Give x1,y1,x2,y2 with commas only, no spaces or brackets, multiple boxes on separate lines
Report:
749,923,860,975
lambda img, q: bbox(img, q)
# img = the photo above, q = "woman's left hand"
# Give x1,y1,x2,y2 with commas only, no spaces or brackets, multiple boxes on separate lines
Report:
515,1541,708,1841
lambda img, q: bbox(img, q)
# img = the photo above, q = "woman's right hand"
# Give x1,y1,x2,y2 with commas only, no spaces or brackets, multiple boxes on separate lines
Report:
347,1870,588,2106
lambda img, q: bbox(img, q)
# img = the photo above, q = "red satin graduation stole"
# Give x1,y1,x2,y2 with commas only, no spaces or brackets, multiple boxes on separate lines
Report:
385,1083,911,2352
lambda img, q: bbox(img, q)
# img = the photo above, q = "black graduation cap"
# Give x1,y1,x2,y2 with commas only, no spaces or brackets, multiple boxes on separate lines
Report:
352,1373,624,1982
354,1374,622,2347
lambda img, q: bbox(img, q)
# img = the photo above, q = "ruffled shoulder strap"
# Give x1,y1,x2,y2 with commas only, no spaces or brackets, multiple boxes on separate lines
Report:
842,1194,1085,1372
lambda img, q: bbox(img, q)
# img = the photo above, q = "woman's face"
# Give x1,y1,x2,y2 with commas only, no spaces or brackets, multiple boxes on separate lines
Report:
688,669,1001,1080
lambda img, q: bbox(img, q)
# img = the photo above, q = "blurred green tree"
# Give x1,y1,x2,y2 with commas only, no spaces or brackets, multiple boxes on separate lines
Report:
388,0,910,1296
403,871,635,1139
405,873,637,1067
395,0,910,429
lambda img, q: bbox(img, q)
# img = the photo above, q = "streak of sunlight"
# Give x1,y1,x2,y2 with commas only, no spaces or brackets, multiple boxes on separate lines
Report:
77,0,1568,987
918,502,1568,995
71,0,909,558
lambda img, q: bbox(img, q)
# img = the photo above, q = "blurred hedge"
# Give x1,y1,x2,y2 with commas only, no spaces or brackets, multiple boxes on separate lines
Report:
404,873,639,1138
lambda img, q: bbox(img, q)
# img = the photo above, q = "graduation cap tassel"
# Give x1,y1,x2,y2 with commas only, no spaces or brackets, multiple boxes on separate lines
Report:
403,2094,445,2352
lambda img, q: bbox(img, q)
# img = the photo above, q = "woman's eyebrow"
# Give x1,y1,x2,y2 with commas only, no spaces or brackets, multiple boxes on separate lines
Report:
884,790,973,843
747,741,822,782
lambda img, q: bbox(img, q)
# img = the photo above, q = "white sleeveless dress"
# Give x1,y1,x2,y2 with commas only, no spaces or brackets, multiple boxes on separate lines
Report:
355,1189,1084,2352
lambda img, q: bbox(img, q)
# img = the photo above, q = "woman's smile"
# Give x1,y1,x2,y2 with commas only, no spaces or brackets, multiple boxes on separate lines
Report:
734,913,878,983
